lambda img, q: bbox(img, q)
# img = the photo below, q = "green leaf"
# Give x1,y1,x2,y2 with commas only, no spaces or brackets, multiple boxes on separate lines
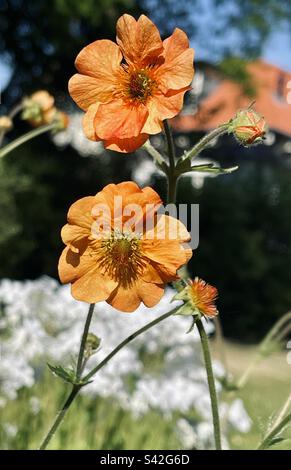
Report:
217,375,240,392
47,363,92,386
189,163,239,174
47,363,76,384
267,437,287,448
257,413,291,450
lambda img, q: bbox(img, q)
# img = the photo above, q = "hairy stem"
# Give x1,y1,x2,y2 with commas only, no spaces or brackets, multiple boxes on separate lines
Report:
83,307,179,382
0,102,24,148
39,385,80,450
39,306,179,450
196,319,222,450
0,122,56,158
164,120,177,204
184,125,228,161
143,140,166,167
76,303,95,380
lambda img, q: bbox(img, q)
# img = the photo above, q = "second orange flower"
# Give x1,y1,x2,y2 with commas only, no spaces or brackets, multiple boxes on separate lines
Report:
58,182,192,312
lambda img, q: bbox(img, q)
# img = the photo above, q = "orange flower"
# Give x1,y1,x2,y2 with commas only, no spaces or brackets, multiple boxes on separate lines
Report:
69,14,194,153
229,109,267,146
174,277,218,317
58,181,192,312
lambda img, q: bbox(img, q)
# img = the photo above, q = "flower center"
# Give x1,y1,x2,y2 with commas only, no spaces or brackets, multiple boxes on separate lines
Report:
128,69,154,102
97,230,145,286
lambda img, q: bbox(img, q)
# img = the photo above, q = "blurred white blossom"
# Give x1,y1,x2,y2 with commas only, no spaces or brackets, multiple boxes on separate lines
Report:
0,277,251,449
52,113,104,157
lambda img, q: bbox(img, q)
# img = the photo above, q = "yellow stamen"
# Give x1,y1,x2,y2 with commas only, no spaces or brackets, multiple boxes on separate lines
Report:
97,230,146,287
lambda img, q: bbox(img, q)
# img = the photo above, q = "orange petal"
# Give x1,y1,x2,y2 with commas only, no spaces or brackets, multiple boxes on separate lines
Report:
69,39,122,109
142,186,163,208
71,267,117,303
145,214,190,242
61,224,90,253
69,74,103,111
142,239,189,275
116,14,163,67
58,246,94,283
163,28,190,57
94,100,148,140
107,284,141,312
183,243,193,263
75,39,122,78
83,103,100,140
136,280,164,308
141,262,165,284
157,29,194,91
143,88,189,134
104,133,148,153
67,196,96,228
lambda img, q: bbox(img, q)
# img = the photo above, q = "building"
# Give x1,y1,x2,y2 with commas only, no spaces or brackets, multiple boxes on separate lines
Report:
153,60,291,169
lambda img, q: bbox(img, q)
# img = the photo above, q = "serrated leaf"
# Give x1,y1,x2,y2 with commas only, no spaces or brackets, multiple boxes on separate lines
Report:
48,363,93,387
47,363,76,384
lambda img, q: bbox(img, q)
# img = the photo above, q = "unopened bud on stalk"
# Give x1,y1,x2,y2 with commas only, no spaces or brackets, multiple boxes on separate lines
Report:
84,333,101,359
22,90,55,125
228,108,267,146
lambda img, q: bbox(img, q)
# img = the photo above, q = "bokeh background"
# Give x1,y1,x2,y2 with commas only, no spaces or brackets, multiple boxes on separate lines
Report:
1,0,291,450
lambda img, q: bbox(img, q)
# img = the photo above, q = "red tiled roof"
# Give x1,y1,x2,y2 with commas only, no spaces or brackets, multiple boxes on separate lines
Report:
171,60,291,137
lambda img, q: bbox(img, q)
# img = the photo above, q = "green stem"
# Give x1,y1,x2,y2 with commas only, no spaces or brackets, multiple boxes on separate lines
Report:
184,125,228,161
143,140,167,167
0,122,56,158
237,354,261,389
196,319,222,450
83,307,179,382
9,102,24,119
0,102,24,148
257,409,291,450
76,303,95,380
39,385,80,450
38,306,179,450
163,120,177,204
237,311,291,389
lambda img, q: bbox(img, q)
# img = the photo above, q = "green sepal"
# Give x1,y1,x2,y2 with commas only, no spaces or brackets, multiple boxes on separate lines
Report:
174,303,200,317
172,289,189,302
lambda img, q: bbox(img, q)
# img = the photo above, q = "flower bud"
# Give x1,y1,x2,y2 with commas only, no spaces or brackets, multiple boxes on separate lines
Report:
173,277,218,317
53,111,69,131
22,90,55,126
0,116,13,132
228,108,267,146
84,332,101,359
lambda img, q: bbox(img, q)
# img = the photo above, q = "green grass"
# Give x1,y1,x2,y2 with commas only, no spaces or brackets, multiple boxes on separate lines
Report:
214,342,291,450
1,373,179,450
1,342,291,450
